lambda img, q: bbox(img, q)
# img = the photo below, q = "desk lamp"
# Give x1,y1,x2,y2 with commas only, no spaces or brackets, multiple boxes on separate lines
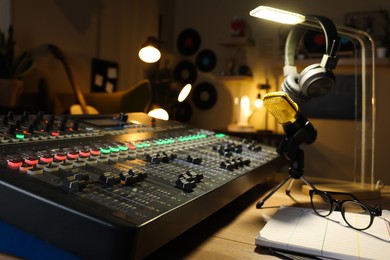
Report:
138,36,161,63
250,6,377,204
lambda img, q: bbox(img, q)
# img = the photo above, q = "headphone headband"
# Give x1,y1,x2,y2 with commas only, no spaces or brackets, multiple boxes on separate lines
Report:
284,15,340,72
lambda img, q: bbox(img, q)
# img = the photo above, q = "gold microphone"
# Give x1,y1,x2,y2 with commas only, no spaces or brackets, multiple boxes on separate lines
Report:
263,91,317,160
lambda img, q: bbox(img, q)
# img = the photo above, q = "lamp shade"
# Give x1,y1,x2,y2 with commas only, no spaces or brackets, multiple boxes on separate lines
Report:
249,6,305,25
177,83,192,102
138,36,161,63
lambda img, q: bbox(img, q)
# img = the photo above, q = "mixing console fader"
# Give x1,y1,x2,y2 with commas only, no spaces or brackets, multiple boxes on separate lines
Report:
0,112,283,259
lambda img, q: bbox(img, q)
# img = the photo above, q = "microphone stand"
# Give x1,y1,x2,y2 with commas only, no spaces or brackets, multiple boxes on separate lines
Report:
256,115,317,208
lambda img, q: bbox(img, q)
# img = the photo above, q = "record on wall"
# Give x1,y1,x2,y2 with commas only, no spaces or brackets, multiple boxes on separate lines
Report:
173,60,198,84
177,28,201,56
192,82,217,110
196,49,217,72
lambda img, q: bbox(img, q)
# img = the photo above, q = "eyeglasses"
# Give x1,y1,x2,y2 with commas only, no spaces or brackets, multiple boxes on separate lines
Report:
309,189,382,230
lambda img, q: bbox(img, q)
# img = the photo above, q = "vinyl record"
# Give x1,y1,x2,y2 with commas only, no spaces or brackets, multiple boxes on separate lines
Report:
196,49,217,72
177,28,201,56
173,60,197,84
192,82,217,110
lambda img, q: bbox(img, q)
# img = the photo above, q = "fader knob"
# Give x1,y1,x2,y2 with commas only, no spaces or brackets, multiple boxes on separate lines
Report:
175,176,196,192
99,172,120,185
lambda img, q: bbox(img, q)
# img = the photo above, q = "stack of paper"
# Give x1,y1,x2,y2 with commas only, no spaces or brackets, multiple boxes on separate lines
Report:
256,207,390,259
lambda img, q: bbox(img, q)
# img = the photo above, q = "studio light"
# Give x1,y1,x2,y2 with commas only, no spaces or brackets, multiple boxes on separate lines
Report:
249,6,305,25
147,107,169,121
254,94,263,108
138,36,161,63
177,83,192,102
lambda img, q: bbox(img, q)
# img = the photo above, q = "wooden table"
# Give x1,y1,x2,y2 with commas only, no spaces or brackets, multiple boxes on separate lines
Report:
145,177,390,260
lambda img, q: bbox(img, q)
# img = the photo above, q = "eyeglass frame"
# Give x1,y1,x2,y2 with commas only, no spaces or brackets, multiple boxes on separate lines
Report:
309,189,382,230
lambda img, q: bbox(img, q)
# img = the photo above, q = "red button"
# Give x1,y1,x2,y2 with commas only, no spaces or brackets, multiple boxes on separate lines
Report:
7,159,23,169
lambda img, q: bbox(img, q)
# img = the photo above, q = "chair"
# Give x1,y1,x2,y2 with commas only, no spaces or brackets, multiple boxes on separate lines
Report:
52,79,152,114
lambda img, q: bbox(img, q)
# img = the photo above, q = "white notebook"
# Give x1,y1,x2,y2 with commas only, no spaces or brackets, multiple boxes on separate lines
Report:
256,206,390,260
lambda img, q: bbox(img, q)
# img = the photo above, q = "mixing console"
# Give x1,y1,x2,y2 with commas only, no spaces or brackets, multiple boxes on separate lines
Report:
0,112,283,259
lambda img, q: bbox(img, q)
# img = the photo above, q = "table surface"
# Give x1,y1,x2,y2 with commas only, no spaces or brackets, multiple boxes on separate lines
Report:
1,177,388,260
145,176,390,260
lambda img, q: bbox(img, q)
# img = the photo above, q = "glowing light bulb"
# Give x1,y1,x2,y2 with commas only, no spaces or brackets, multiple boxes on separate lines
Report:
148,108,169,120
178,84,192,102
254,95,264,108
138,46,161,63
249,6,305,25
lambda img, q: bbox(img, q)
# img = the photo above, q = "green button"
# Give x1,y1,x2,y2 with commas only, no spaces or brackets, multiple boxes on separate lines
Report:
100,147,111,154
110,146,120,153
16,133,25,139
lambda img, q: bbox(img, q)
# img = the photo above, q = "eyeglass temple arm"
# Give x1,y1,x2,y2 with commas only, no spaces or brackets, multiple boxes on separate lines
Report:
323,191,359,200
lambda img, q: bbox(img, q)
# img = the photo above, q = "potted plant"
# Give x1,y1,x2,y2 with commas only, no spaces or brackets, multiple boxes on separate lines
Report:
0,25,34,107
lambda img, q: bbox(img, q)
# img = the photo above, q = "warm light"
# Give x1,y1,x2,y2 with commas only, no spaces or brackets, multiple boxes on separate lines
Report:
254,94,263,108
178,83,192,102
249,6,305,25
138,46,161,63
148,108,169,120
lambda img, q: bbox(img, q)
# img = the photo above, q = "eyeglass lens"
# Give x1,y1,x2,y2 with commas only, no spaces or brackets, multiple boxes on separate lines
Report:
311,190,373,230
342,201,372,230
310,191,333,217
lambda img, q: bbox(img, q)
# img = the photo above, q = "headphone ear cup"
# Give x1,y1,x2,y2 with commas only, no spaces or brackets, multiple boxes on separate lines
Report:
282,73,304,103
299,63,335,98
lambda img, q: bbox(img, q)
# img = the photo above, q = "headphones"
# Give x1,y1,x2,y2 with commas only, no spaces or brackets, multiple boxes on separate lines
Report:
282,16,340,103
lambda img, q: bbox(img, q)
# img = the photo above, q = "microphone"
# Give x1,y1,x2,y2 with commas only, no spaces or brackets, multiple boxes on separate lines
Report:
263,91,317,161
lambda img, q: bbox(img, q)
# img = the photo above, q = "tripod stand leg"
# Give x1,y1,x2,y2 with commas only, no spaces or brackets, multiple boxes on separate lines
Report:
301,175,317,190
256,175,292,208
285,178,295,196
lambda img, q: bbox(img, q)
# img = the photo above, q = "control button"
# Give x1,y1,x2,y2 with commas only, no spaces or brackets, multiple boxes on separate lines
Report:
63,176,86,192
175,175,196,192
39,155,53,164
54,153,67,161
220,160,234,171
89,148,101,157
186,155,202,164
67,151,79,159
73,160,86,167
27,167,44,175
99,172,120,185
161,152,176,163
19,163,34,173
128,169,147,181
119,171,137,186
247,142,262,152
24,157,39,166
146,153,160,164
78,149,90,158
44,164,59,172
7,159,23,169
59,162,73,170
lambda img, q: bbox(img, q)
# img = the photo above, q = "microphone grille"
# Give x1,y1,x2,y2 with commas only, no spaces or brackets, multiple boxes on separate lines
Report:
263,91,299,124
